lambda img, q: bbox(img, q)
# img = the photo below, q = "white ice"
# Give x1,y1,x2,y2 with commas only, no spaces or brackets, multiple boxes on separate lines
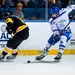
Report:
0,55,75,75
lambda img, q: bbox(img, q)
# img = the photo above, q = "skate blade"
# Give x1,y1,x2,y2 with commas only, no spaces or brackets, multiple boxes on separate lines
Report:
0,59,4,62
6,56,16,60
54,59,60,62
6,58,15,61
0,59,14,62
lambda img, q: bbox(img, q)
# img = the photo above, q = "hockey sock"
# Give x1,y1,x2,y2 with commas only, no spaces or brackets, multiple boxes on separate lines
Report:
4,47,12,53
2,51,8,56
12,52,18,56
44,42,52,52
59,49,64,54
42,43,52,56
59,36,67,54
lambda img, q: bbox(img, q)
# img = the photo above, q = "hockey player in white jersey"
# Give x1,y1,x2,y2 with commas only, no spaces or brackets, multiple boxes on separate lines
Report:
36,5,75,61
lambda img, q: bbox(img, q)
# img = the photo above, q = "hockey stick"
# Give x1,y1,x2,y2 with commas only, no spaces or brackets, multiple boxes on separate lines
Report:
63,15,74,31
57,16,74,35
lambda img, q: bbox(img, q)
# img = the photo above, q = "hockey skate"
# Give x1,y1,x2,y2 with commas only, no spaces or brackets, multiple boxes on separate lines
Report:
0,54,5,61
6,52,18,60
6,55,16,60
36,54,45,60
54,52,62,61
36,51,47,60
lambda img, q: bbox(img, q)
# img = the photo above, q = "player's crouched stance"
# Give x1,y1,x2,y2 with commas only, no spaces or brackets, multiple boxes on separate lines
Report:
36,6,72,61
0,12,29,61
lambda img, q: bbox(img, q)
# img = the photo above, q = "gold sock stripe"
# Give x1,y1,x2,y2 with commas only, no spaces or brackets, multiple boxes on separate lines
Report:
4,47,12,53
1,49,75,55
12,49,18,53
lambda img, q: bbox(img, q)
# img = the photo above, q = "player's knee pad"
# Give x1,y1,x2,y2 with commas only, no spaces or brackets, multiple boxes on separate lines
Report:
12,42,21,49
60,36,67,46
7,43,17,50
7,40,17,49
7,39,19,49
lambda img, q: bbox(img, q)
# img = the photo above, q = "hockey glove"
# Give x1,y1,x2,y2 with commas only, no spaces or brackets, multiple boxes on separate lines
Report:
6,27,12,34
53,34,60,42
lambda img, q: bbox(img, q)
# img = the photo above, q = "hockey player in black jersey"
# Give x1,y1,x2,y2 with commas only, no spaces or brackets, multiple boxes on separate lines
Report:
0,12,29,60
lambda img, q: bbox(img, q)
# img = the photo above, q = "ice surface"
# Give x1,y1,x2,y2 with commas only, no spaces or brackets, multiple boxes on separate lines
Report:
0,55,75,75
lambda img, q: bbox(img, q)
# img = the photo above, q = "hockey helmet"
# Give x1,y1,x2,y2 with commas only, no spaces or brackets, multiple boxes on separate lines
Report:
50,6,59,14
2,12,11,19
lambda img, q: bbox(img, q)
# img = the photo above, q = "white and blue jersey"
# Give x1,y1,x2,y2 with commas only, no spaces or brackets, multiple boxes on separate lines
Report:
42,5,75,55
49,5,75,35
48,5,75,50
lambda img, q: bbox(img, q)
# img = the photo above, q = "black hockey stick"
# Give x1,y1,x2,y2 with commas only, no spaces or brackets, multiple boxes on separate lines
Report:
52,16,74,44
58,16,74,35
63,15,74,31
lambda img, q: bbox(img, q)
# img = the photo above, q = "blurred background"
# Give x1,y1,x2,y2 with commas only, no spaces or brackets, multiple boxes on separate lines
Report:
0,0,75,20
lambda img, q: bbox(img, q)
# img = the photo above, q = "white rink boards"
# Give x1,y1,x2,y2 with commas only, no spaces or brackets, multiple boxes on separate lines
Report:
0,20,75,55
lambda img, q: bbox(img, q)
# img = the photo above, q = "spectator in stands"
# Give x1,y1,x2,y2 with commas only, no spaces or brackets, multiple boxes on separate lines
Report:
0,0,5,7
19,0,28,7
54,0,61,8
38,0,45,8
25,0,29,2
13,0,27,7
12,3,25,20
68,0,74,5
48,0,57,8
1,0,15,7
60,0,74,8
27,0,38,8
0,0,1,7
48,0,56,8
40,0,56,8
51,0,62,7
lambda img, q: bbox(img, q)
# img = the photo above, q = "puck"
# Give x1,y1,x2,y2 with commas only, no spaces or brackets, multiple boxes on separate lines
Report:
27,60,31,63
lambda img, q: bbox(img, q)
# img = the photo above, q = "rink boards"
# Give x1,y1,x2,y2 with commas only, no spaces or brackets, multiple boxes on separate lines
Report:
0,20,75,55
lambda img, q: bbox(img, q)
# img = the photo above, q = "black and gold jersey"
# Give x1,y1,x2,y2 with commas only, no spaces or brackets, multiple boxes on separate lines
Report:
5,15,29,34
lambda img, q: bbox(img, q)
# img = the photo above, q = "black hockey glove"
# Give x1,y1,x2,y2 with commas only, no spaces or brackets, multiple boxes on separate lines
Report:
6,27,12,34
53,34,60,42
